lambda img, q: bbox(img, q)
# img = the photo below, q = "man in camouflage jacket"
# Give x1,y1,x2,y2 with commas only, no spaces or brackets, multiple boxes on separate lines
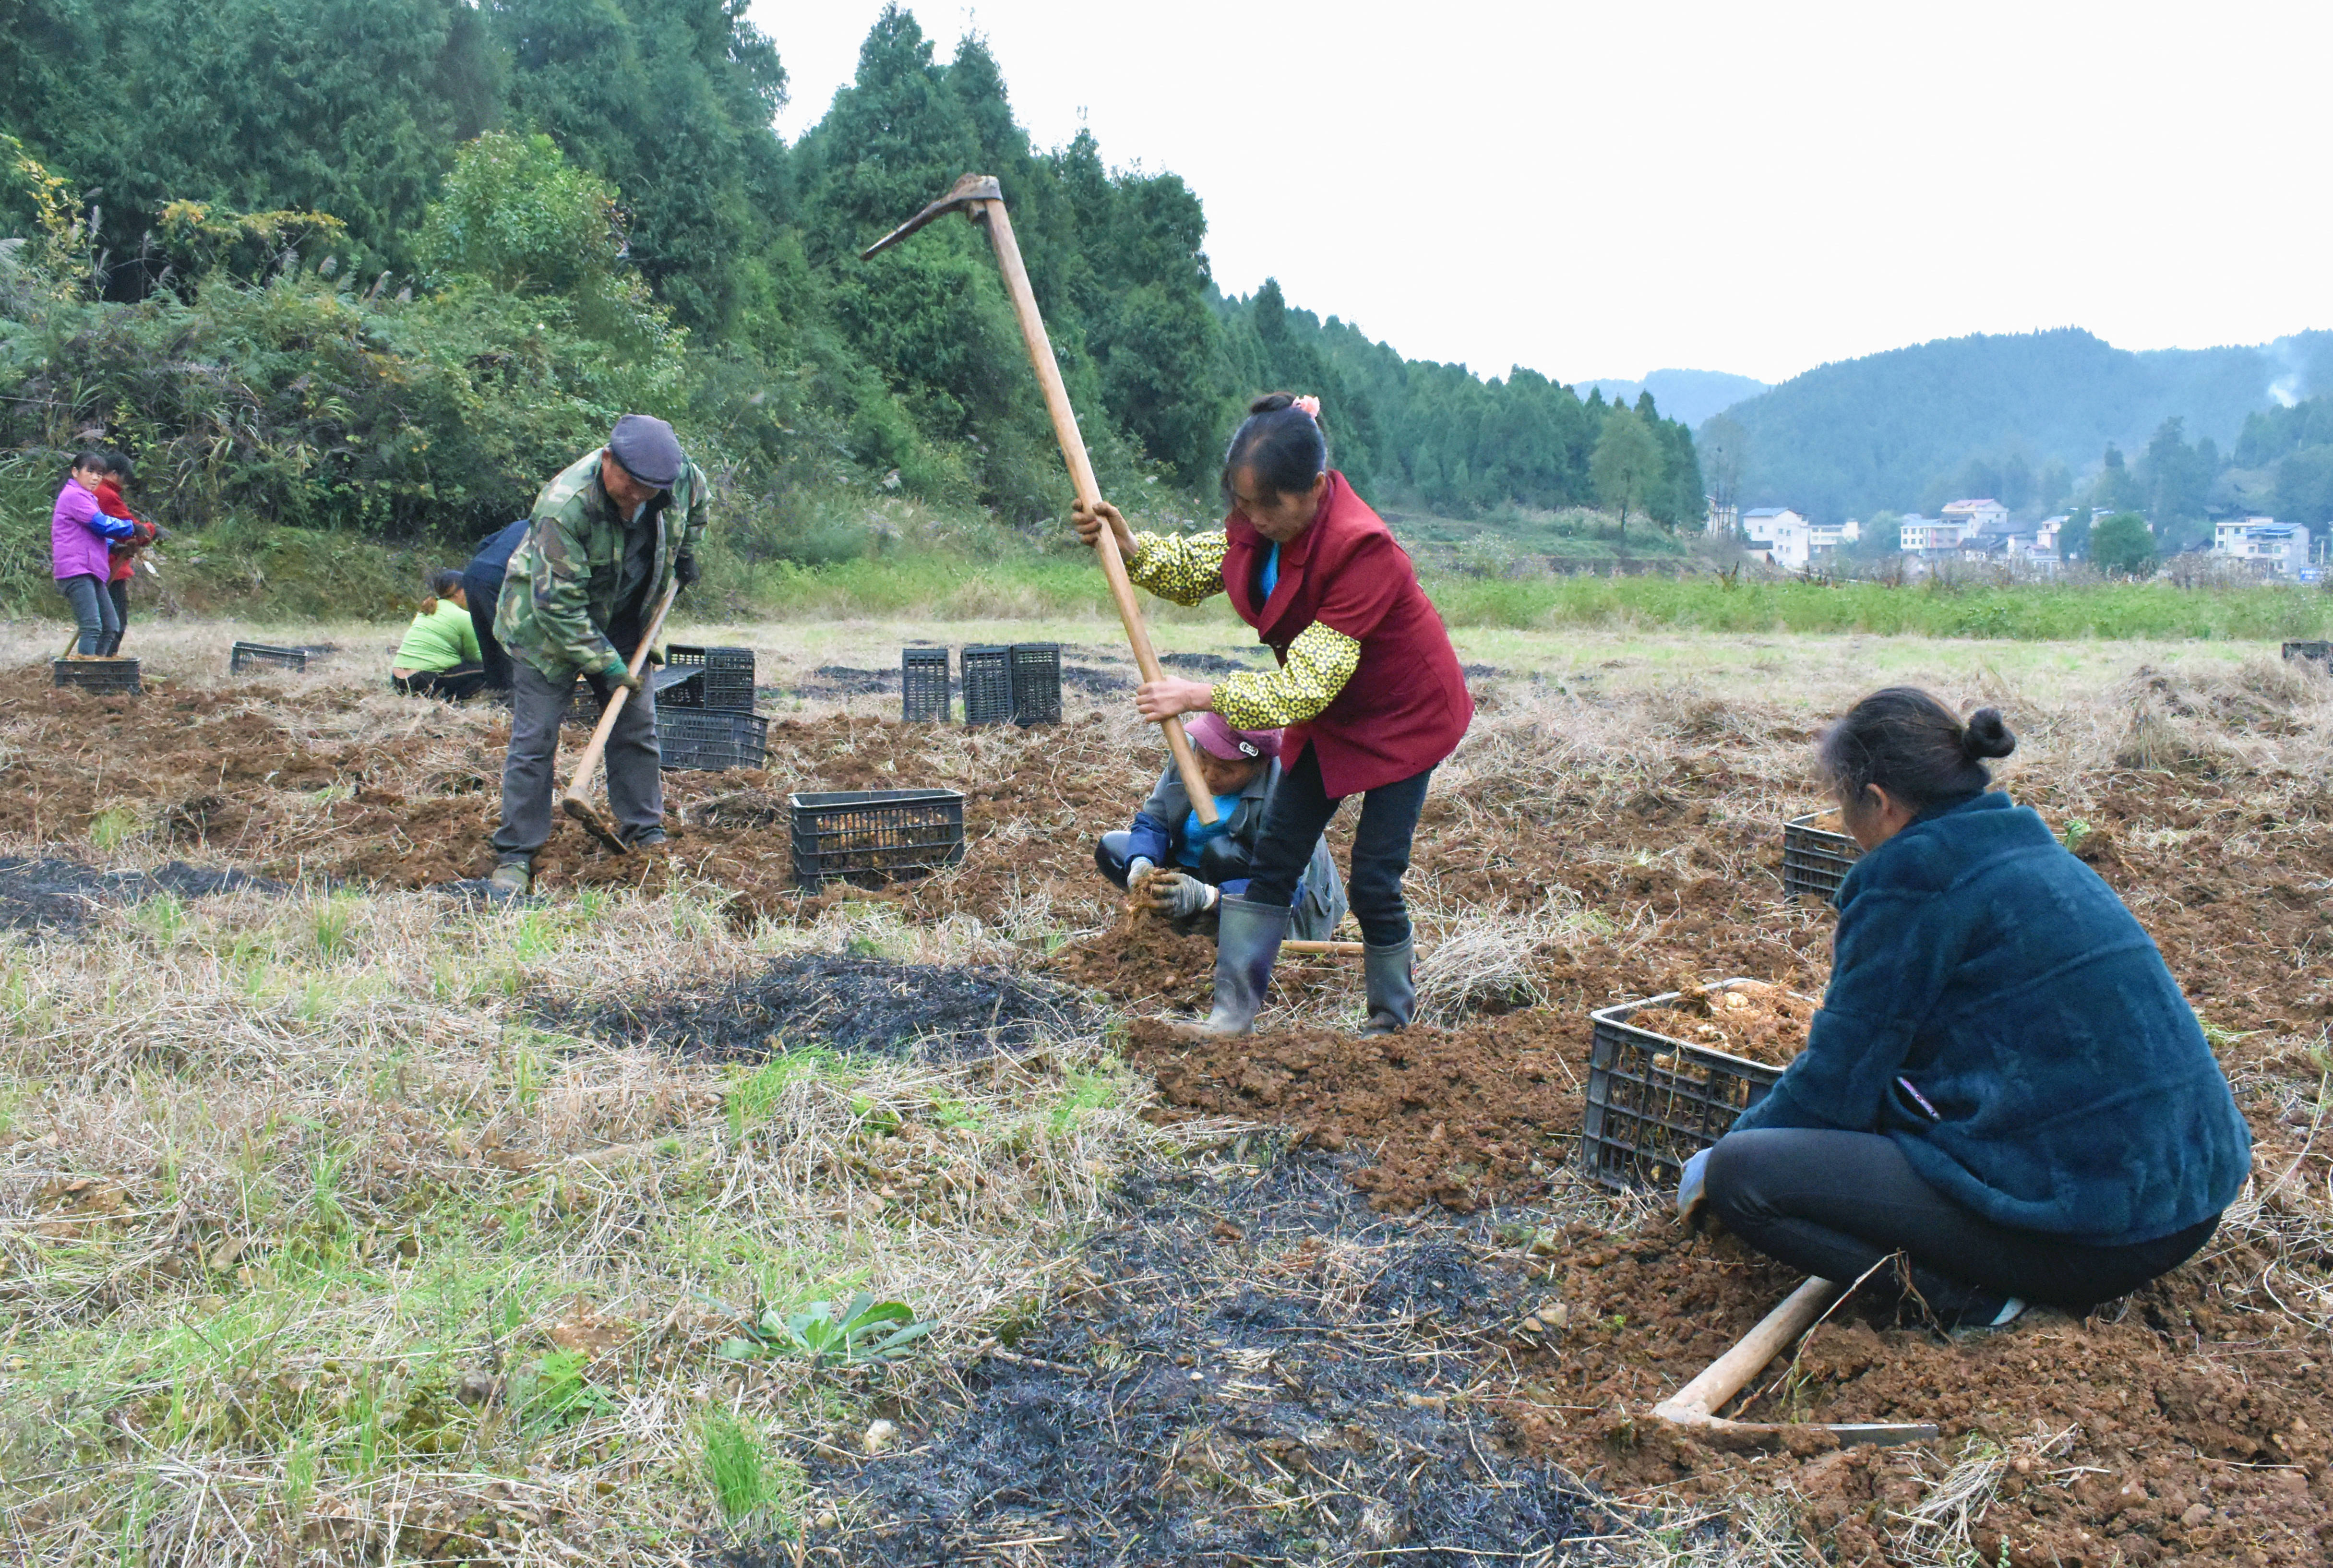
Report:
488,414,708,892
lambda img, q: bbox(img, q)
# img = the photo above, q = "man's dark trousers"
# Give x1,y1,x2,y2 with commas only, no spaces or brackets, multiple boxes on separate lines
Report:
491,658,663,861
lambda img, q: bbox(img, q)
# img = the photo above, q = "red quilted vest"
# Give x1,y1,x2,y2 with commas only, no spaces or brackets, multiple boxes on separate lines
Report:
1219,471,1472,796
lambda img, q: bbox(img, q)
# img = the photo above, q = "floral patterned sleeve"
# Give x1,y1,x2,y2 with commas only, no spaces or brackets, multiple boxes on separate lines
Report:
1124,530,1229,607
1212,622,1361,729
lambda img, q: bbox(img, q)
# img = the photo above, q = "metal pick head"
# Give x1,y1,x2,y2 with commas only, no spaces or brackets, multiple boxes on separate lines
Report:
859,173,1005,259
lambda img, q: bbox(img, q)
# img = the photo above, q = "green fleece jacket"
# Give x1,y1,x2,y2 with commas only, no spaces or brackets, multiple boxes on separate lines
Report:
392,600,481,672
495,446,710,682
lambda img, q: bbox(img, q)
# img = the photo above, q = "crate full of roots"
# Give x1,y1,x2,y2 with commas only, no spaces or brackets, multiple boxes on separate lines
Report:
1782,810,1861,902
1578,978,1816,1190
790,789,966,887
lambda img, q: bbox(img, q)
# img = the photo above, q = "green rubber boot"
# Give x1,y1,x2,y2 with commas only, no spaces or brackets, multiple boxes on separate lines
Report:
1171,896,1290,1040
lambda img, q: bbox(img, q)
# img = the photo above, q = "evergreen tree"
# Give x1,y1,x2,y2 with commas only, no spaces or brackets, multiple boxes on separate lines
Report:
493,0,787,331
0,0,500,284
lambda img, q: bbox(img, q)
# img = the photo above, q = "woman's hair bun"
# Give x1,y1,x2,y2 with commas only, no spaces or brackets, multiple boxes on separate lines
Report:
1248,392,1296,415
1961,707,2017,760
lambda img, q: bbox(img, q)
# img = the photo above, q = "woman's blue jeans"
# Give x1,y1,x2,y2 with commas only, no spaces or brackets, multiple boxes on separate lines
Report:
58,574,121,656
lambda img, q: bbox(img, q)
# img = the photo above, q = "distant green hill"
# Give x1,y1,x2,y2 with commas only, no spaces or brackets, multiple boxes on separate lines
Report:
1578,369,1768,428
1717,328,2333,523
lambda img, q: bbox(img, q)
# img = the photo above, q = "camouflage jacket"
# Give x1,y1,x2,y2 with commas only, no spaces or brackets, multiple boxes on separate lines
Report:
495,447,710,682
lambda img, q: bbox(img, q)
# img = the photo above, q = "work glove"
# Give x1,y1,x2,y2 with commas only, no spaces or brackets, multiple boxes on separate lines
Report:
675,552,700,589
1675,1146,1712,1225
1124,856,1156,893
604,658,644,694
1143,871,1220,922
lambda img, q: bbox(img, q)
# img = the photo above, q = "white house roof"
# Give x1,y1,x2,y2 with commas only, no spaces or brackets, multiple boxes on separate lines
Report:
1742,507,1797,519
1944,498,2003,509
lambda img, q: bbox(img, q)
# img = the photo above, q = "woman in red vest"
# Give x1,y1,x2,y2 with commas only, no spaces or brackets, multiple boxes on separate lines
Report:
1074,393,1473,1039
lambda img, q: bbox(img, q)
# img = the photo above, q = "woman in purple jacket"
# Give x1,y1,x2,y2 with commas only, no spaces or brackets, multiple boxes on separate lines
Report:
52,451,136,656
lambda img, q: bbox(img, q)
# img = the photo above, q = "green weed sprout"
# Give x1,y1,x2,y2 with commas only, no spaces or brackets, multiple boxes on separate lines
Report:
2057,817,2093,852
718,1293,931,1367
701,1412,786,1524
514,1349,615,1428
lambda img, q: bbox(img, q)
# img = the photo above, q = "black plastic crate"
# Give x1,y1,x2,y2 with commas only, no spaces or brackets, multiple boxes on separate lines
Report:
1782,812,1861,902
656,708,768,771
961,645,1013,725
662,644,755,711
2284,641,2332,666
652,666,704,704
790,789,967,886
1009,642,1063,726
53,657,141,694
230,641,309,674
1578,979,1793,1190
902,647,950,722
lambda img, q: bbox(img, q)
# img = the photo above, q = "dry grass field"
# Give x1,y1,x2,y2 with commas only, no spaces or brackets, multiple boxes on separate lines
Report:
0,613,2328,1566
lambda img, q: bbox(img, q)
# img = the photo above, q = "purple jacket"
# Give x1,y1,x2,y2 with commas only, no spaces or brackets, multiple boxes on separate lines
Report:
52,481,132,580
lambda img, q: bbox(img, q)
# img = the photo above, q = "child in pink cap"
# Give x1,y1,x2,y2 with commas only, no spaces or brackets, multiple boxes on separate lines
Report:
1093,711,1345,941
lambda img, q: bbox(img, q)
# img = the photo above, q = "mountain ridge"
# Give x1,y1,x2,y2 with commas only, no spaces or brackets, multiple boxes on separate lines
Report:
1713,327,2333,522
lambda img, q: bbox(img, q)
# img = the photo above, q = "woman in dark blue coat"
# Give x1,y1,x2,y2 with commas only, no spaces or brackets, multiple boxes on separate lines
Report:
1687,688,2252,1327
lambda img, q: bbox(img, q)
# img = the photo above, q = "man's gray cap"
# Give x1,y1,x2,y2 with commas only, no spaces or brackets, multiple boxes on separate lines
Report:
607,413,684,489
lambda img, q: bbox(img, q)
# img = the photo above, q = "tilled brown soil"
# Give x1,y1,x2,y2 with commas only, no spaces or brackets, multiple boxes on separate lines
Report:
9,658,2333,1562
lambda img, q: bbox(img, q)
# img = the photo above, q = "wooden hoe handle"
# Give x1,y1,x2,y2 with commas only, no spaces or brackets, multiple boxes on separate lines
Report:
1652,1276,1938,1448
968,195,1218,825
561,577,682,854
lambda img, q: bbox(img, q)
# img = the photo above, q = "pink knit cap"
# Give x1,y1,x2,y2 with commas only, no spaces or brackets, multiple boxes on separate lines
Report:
1186,712,1281,762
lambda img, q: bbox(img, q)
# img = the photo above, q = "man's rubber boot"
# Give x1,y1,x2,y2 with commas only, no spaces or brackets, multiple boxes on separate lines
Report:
1360,935,1417,1036
1170,896,1289,1041
487,859,533,895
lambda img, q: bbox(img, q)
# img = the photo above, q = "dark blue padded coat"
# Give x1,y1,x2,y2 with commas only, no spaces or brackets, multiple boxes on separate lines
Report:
1732,791,2251,1245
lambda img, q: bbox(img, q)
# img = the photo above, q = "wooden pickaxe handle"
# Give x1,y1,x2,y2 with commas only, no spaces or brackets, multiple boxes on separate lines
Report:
1282,940,1365,956
560,577,681,854
966,195,1218,825
1651,1276,1939,1448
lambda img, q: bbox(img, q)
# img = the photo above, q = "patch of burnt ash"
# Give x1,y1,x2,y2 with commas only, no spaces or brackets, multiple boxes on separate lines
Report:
1158,650,1264,676
0,856,286,935
555,953,1098,1064
748,1150,1631,1567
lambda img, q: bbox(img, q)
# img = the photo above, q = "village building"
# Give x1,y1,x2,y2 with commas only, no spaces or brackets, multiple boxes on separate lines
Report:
1941,498,2010,534
2212,516,2314,577
1898,514,1961,552
1741,506,1812,569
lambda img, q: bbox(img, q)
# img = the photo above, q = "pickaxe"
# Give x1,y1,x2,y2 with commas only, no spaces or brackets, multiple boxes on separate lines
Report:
863,174,1217,824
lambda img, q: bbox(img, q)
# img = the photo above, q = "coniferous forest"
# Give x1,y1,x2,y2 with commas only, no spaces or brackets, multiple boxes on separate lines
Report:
0,0,1703,604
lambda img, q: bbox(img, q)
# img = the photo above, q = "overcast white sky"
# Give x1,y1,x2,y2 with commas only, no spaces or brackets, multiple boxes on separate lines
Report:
750,1,2329,390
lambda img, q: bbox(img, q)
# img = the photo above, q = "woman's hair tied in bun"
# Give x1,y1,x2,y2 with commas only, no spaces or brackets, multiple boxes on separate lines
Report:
1818,686,2013,812
1961,706,2017,760
1220,389,1329,508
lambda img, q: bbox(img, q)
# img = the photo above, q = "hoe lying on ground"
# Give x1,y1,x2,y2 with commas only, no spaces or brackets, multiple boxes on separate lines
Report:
1654,1276,1938,1447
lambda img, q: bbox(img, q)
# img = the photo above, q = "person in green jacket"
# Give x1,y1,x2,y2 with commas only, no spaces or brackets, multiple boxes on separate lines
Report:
391,570,487,700
488,414,709,893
